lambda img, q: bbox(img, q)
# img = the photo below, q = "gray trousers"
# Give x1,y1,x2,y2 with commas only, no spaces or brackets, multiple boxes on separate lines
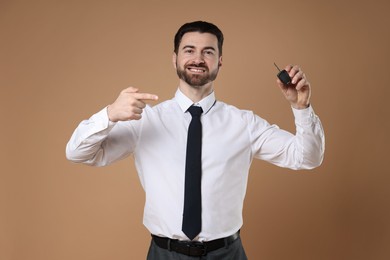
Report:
146,236,248,260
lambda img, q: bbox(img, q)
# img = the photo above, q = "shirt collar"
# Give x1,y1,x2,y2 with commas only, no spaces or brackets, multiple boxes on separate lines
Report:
174,88,216,115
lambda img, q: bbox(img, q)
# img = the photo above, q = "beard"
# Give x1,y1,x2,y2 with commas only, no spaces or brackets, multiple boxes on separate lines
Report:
176,62,219,88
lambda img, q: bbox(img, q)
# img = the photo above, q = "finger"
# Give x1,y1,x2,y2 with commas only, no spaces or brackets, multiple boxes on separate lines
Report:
132,99,147,109
295,79,305,91
122,86,139,93
132,107,143,115
285,64,295,72
295,78,308,91
131,113,142,120
291,71,304,85
288,65,301,78
133,92,159,101
126,107,144,121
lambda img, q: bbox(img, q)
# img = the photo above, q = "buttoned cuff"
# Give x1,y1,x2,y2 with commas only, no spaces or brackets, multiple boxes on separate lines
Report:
292,105,316,125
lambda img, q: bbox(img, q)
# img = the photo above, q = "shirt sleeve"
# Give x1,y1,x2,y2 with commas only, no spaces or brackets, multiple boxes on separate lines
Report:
65,107,139,166
249,105,325,170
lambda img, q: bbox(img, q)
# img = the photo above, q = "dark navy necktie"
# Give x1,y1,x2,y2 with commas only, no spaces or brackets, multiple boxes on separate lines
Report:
182,105,203,240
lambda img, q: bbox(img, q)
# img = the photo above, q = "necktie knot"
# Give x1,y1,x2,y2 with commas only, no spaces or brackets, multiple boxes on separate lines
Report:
188,106,203,117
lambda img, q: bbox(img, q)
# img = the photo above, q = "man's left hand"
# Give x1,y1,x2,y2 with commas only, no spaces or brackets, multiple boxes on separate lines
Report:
276,65,311,109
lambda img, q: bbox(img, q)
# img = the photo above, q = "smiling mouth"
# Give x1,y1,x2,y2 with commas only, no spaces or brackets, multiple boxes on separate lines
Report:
187,67,207,73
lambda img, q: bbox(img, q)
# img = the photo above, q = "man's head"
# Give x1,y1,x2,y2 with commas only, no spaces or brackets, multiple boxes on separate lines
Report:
174,21,224,57
173,21,224,88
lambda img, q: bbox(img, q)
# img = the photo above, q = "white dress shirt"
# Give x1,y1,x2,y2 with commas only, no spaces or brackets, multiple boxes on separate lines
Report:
66,89,325,241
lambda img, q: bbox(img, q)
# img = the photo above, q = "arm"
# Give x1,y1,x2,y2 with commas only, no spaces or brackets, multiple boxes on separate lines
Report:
65,87,158,166
251,65,325,169
250,106,324,170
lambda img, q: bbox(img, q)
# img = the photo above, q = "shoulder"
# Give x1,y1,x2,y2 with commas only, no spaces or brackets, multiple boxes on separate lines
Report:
214,100,271,128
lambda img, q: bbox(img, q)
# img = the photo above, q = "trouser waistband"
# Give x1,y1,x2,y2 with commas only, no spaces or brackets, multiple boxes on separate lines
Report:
151,231,240,257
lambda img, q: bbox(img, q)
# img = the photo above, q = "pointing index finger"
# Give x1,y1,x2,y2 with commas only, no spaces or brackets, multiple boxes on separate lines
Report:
134,92,159,101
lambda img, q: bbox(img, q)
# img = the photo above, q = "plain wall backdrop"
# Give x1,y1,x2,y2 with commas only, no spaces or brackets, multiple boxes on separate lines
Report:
1,0,389,259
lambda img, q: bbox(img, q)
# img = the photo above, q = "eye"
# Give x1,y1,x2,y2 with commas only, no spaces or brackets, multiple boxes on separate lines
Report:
204,50,215,56
184,49,194,54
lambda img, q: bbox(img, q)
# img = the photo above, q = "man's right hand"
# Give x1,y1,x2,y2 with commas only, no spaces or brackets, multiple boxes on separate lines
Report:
107,87,158,122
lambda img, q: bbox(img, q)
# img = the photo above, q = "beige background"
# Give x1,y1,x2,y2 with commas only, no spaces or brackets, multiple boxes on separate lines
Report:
1,0,389,259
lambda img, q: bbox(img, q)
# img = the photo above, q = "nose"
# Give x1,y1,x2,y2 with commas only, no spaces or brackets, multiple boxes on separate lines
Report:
192,52,205,65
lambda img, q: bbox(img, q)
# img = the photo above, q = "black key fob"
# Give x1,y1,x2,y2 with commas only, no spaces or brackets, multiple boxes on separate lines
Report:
274,63,291,85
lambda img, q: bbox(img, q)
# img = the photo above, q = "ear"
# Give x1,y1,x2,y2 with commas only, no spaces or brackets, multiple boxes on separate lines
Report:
218,56,223,67
172,52,177,69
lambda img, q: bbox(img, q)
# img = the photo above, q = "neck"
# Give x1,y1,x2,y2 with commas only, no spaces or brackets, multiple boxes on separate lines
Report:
178,80,214,103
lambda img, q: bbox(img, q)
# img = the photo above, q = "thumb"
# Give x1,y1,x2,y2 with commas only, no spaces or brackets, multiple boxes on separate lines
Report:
122,86,139,93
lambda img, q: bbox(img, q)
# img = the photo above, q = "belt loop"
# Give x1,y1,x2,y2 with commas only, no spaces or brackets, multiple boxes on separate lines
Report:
224,237,229,249
167,238,171,251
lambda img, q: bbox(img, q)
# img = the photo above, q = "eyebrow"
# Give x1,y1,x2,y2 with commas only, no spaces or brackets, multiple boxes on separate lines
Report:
182,45,216,51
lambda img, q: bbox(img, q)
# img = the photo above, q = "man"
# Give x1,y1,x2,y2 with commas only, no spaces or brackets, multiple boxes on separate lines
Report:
66,21,325,259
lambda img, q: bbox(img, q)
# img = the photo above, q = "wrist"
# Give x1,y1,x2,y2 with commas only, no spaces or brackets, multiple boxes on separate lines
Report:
107,105,118,122
292,104,310,110
291,101,310,110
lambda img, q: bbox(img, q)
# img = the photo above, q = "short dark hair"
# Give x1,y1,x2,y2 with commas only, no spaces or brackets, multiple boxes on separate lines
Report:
174,21,224,56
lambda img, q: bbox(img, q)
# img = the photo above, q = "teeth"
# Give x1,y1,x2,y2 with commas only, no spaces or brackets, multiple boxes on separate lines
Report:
189,68,205,72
